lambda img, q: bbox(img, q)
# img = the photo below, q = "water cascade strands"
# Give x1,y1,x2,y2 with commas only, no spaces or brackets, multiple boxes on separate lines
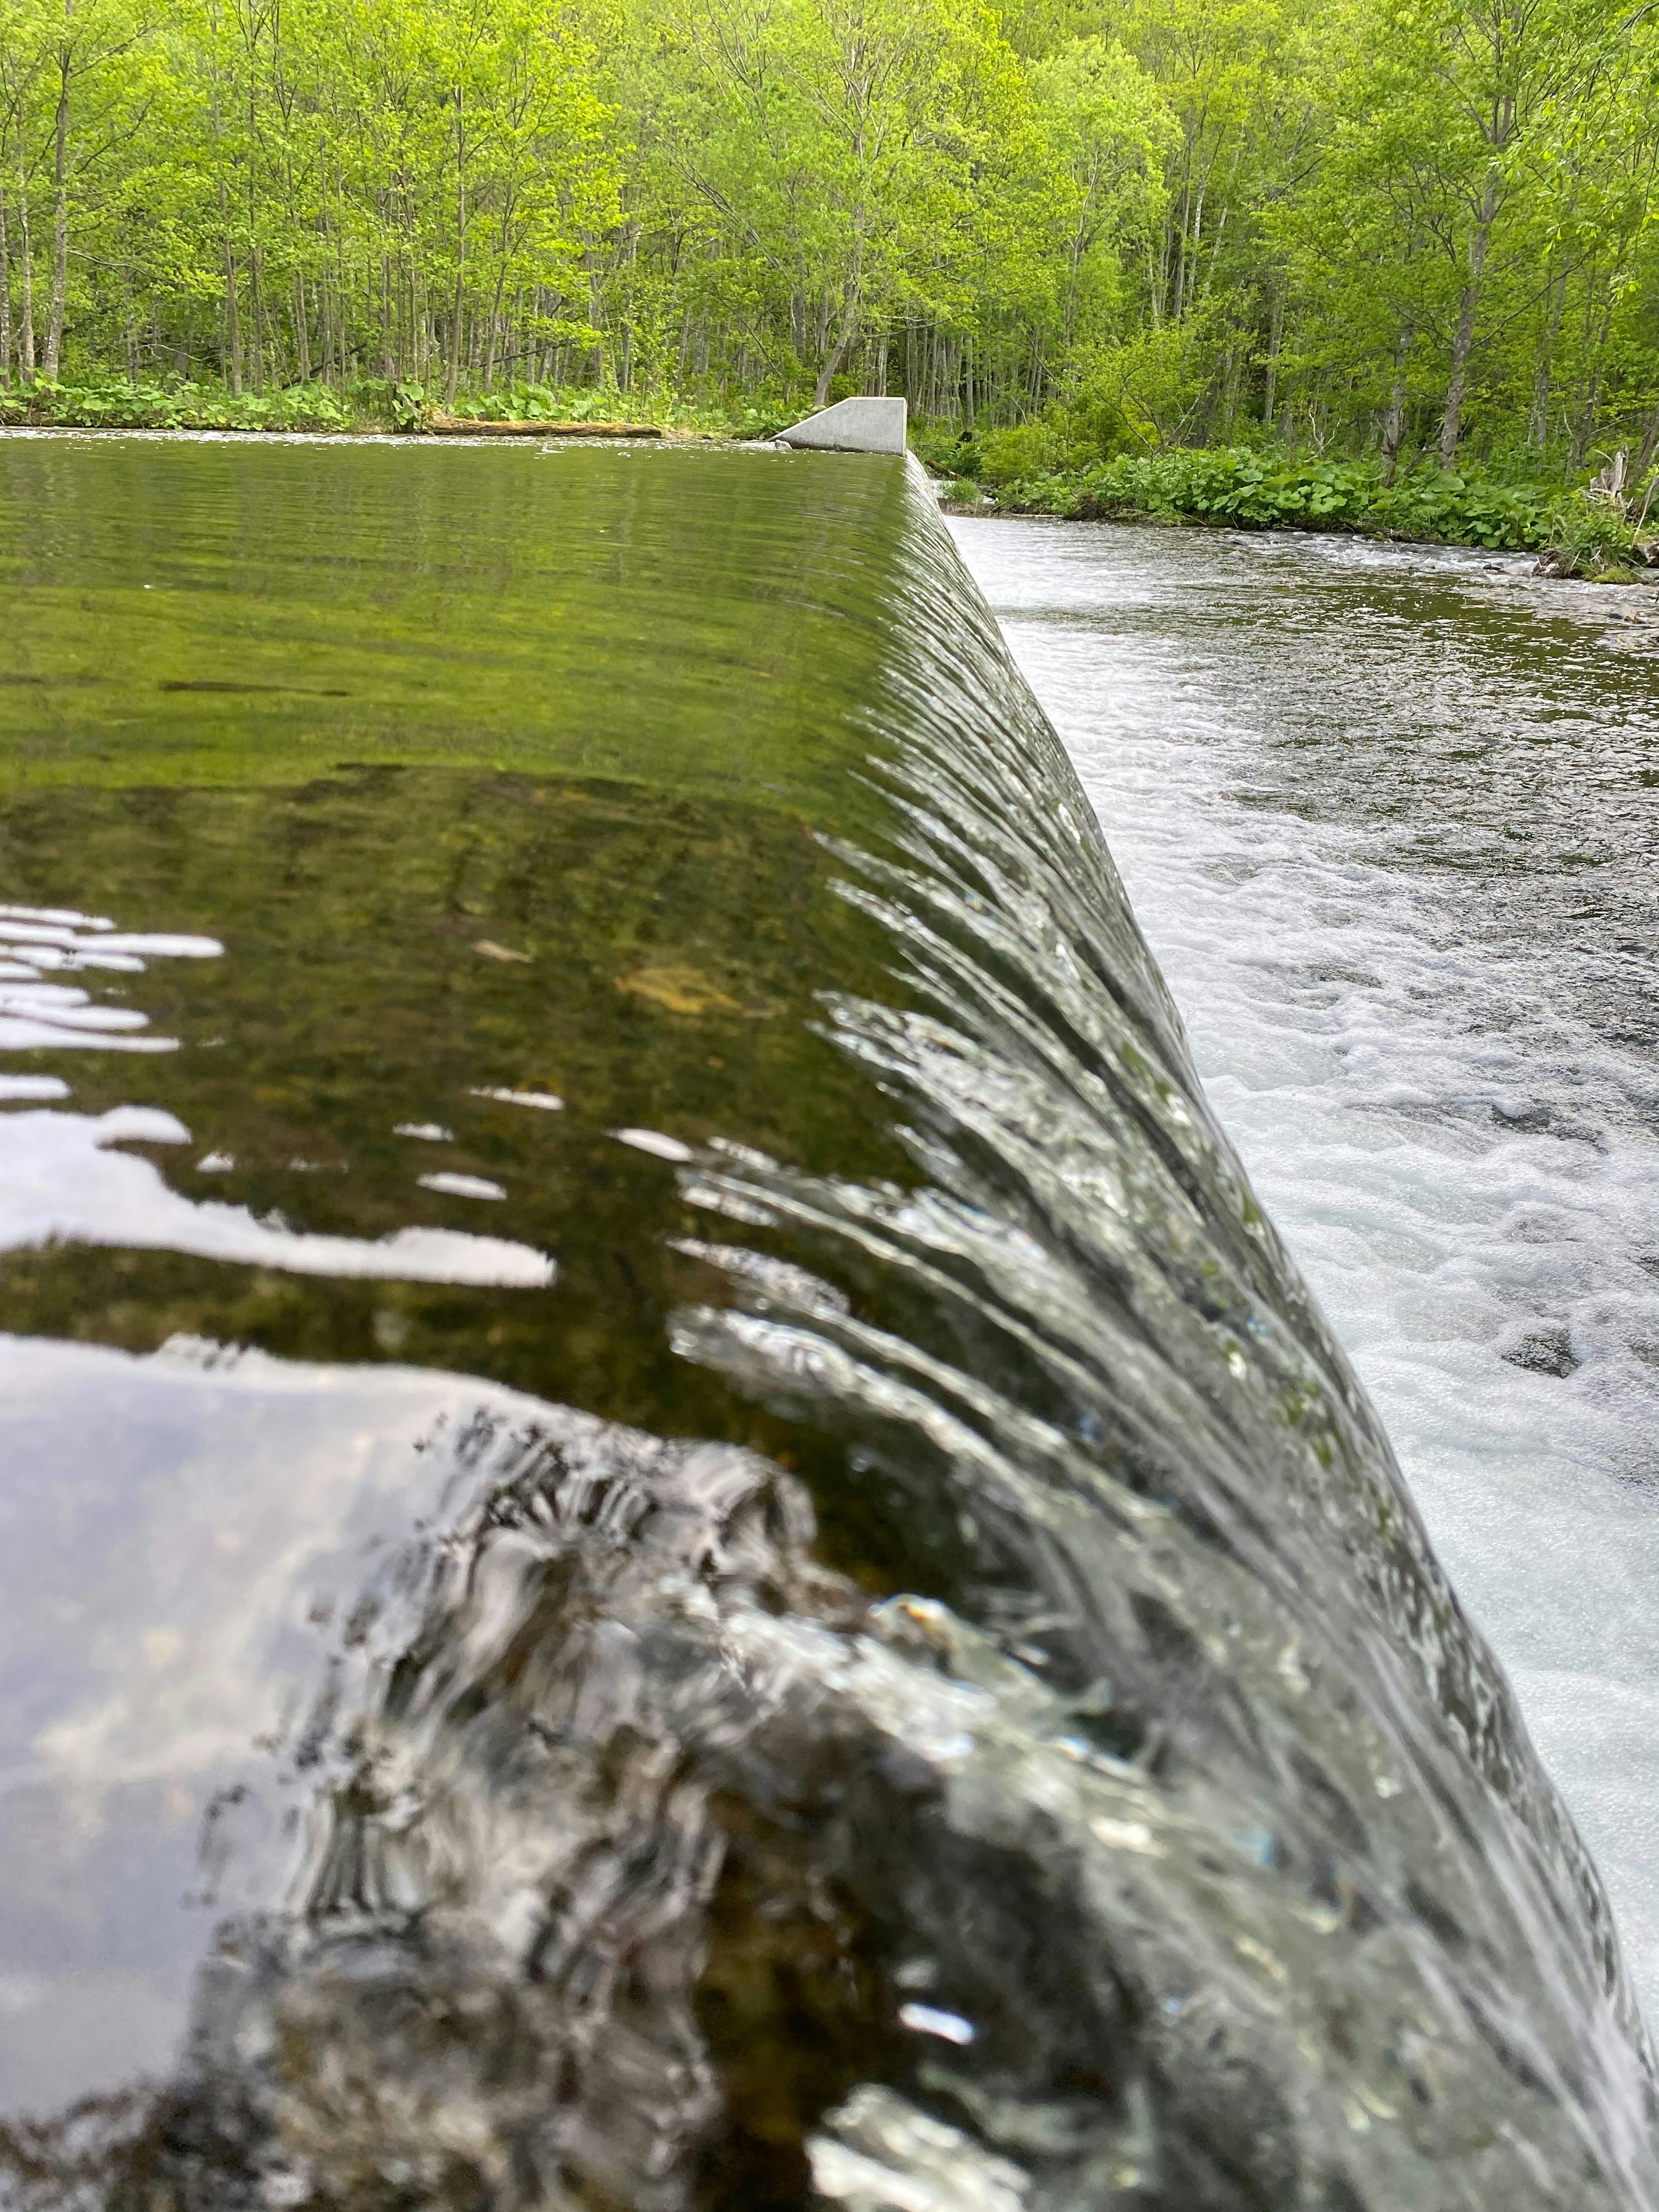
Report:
0,436,1653,2210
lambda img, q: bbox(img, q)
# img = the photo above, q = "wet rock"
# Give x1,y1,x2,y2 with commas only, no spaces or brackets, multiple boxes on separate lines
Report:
1499,1322,1580,1379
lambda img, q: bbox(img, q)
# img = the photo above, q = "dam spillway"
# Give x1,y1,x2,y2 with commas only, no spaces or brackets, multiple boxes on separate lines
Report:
0,434,1653,2209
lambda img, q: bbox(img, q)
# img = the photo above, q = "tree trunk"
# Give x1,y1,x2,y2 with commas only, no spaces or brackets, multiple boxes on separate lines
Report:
17,160,35,377
813,327,851,409
445,95,465,407
1527,271,1566,451
1439,174,1497,467
218,148,241,393
249,248,266,389
1381,324,1411,482
292,269,311,381
1261,290,1283,429
483,263,506,391
223,247,242,392
1568,295,1615,472
0,194,11,384
44,54,69,377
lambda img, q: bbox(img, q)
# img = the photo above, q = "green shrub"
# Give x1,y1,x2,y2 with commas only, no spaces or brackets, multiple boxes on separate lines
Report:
912,424,983,477
976,419,1088,488
0,374,802,441
5,375,354,432
987,445,1570,553
1536,486,1645,577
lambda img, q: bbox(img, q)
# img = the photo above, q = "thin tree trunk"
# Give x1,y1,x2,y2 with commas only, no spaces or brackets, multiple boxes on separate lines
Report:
1527,271,1566,450
1568,293,1615,472
17,159,36,376
814,327,850,409
1181,172,1207,320
1261,291,1283,429
218,149,241,391
0,192,11,384
445,93,464,407
1440,174,1497,467
292,268,311,380
249,248,267,389
1381,324,1411,481
44,52,69,377
483,263,506,391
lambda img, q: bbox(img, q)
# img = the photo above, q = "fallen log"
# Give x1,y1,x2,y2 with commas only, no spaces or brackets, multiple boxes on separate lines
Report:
421,412,662,438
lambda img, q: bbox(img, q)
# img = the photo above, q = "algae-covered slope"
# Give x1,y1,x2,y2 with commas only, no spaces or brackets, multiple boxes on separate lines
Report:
0,436,900,809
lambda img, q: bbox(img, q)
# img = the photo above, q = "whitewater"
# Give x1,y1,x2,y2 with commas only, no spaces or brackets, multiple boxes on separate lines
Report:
952,514,1659,2025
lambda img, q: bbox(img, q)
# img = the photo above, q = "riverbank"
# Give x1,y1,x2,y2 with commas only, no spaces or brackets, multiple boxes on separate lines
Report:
10,381,1656,581
930,442,1658,580
0,375,793,442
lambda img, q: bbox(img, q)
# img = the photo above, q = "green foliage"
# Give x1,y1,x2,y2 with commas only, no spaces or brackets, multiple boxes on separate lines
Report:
0,0,1657,486
0,371,799,439
1537,485,1649,577
990,445,1571,550
0,377,355,430
350,384,432,434
1029,37,1176,347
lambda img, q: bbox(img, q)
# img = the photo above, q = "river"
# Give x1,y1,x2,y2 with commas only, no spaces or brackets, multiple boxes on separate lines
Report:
0,438,1654,2207
951,513,1659,2024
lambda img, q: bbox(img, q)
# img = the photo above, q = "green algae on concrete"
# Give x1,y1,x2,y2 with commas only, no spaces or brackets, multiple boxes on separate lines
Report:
0,435,907,814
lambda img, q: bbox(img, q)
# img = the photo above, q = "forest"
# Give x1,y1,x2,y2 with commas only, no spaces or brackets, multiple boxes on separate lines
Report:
0,0,1657,505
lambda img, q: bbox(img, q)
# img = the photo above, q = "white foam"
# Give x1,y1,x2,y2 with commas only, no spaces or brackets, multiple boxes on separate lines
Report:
953,516,1659,2024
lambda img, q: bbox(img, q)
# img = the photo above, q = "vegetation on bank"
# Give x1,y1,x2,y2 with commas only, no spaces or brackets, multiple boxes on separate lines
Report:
6,371,1655,578
0,375,794,439
921,432,1659,577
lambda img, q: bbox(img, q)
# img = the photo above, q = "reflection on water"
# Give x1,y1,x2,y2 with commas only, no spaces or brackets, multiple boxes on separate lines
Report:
0,441,1654,2209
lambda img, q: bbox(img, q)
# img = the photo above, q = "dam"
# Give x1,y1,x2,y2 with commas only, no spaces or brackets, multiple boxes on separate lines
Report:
0,432,1653,2209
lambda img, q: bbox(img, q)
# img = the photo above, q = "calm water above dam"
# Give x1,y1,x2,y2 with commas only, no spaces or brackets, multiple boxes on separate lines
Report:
0,436,1654,2210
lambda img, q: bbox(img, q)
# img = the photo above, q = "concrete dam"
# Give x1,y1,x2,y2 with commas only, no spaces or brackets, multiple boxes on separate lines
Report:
0,428,1652,2210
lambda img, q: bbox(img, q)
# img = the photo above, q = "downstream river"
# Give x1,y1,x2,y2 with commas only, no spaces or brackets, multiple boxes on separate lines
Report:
953,515,1659,2019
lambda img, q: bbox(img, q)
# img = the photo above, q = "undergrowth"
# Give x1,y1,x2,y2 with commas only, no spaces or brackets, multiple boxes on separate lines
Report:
0,375,359,431
0,375,795,440
922,433,1654,572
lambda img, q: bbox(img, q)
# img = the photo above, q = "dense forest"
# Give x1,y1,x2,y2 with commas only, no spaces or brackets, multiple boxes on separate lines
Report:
0,0,1656,481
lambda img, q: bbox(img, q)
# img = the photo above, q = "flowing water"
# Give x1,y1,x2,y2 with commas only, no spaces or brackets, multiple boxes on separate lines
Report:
949,517,1659,2032
0,436,1654,2210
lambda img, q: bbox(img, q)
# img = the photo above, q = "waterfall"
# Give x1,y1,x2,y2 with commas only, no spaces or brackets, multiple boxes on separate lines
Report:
0,439,1651,2209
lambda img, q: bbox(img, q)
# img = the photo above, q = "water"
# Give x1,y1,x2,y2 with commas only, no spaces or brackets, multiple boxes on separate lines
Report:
948,517,1659,2031
0,438,1654,2209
